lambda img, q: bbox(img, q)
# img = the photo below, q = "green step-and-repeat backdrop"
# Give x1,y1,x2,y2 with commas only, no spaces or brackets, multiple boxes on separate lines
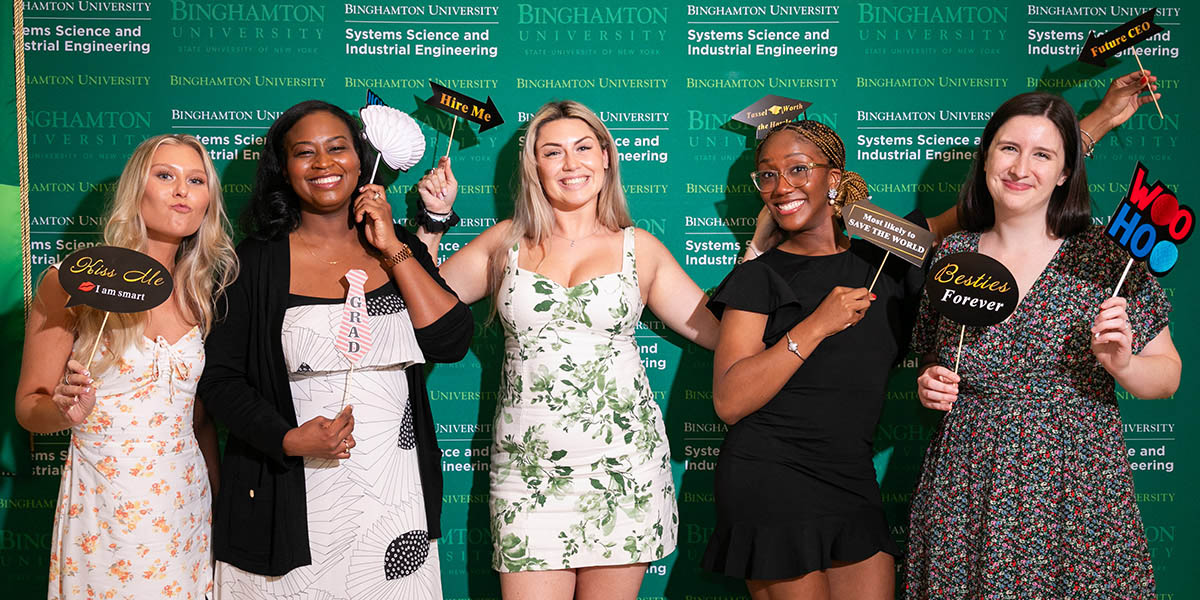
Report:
4,2,1194,598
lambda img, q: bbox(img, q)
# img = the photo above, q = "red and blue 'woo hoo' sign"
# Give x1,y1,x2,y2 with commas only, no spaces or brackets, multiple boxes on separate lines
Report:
1105,162,1192,277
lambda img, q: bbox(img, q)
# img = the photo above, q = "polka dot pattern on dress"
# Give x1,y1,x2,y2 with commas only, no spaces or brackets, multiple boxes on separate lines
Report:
368,292,406,316
398,400,416,450
384,530,429,580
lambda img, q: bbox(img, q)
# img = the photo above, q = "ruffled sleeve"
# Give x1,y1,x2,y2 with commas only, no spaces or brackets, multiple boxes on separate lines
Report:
706,258,806,346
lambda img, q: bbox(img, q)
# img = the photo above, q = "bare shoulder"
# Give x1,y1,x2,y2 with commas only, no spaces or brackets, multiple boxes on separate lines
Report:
633,226,677,269
632,227,670,255
471,219,515,252
33,267,71,317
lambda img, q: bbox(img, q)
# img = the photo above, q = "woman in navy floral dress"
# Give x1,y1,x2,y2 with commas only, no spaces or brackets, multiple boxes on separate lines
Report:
906,92,1181,598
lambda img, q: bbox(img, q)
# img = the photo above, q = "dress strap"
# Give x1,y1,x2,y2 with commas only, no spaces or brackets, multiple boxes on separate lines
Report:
621,227,635,275
507,241,520,274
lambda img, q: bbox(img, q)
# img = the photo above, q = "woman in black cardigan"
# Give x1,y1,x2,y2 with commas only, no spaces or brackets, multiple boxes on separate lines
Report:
199,100,472,598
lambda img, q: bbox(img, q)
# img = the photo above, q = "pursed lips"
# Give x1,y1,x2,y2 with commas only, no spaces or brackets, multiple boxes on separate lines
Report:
1001,179,1033,192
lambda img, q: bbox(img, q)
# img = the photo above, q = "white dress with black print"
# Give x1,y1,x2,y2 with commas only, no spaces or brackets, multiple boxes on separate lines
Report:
215,281,441,599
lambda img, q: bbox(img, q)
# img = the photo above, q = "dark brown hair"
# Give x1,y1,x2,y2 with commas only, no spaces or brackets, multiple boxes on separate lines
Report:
958,92,1091,237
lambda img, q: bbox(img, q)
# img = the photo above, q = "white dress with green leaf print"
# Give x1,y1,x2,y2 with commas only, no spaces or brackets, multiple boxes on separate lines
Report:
490,226,678,572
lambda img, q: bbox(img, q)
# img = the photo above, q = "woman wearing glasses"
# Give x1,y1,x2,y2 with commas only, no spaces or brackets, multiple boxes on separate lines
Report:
701,70,1161,600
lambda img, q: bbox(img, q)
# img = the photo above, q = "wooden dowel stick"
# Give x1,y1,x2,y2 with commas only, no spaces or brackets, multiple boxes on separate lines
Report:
367,153,382,185
1132,51,1164,119
445,116,458,158
953,324,966,375
1111,257,1134,298
84,311,110,372
868,253,889,294
341,364,355,410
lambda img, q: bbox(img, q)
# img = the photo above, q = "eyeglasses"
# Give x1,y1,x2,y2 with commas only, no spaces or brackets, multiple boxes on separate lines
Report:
750,162,832,193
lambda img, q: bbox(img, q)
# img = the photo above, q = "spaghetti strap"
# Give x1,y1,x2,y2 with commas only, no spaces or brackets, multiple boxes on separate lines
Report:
621,227,635,275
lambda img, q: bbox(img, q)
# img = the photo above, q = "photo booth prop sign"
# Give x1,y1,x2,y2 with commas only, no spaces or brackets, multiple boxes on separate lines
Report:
731,95,812,139
336,268,373,407
925,252,1019,373
424,80,504,156
57,246,174,369
1105,162,1192,292
360,90,426,184
1077,8,1165,117
842,201,936,292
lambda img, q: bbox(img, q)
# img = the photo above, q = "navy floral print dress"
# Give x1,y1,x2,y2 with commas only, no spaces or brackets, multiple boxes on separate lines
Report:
905,228,1170,599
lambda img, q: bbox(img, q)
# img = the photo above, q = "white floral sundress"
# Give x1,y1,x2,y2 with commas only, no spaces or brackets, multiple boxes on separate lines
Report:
490,227,678,571
48,326,213,600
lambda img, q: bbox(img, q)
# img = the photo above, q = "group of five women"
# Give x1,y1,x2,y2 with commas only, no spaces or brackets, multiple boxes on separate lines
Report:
17,69,1178,600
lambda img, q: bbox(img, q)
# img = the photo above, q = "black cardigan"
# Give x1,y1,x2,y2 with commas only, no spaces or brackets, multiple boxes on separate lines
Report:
198,224,472,576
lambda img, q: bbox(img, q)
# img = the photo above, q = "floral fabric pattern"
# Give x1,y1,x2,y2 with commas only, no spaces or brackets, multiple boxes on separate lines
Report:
490,227,677,571
905,228,1171,599
49,327,212,600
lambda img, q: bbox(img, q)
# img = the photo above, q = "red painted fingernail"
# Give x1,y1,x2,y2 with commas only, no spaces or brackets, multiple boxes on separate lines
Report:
870,293,877,300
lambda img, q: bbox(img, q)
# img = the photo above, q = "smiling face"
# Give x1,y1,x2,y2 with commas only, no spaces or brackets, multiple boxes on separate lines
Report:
983,114,1069,220
139,143,211,243
755,130,841,234
534,117,609,210
284,110,361,214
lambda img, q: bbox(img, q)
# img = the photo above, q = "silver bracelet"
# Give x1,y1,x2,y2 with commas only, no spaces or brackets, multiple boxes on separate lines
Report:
1080,128,1096,159
747,241,761,258
784,331,807,362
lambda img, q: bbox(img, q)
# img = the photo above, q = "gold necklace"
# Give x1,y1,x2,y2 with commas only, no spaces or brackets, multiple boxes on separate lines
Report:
296,230,339,265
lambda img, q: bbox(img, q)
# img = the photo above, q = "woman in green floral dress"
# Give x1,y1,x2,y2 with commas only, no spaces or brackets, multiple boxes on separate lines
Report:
413,100,719,599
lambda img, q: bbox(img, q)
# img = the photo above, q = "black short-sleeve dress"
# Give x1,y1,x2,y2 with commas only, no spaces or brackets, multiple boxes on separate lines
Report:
701,213,927,580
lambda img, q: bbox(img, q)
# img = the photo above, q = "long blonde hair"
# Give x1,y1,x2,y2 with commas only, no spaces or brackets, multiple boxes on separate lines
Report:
487,100,633,301
70,134,238,372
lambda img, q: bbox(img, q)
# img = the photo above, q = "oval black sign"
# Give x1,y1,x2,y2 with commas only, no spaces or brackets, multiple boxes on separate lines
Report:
925,252,1018,327
57,246,174,313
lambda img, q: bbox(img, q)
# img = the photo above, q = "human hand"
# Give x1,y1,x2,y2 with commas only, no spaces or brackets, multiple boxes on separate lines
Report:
282,405,356,460
807,286,873,337
354,183,401,253
749,205,781,255
54,359,96,426
416,156,458,215
917,364,959,412
1096,69,1160,131
1091,296,1133,375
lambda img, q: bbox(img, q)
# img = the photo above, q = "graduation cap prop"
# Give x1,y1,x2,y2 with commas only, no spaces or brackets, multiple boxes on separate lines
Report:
1105,162,1192,294
424,80,504,157
842,200,936,292
57,246,174,370
1077,8,1165,118
925,252,1018,374
360,89,426,184
731,95,812,139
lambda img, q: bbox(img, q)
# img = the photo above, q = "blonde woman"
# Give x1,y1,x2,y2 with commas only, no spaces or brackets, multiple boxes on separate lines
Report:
16,134,237,599
415,100,718,599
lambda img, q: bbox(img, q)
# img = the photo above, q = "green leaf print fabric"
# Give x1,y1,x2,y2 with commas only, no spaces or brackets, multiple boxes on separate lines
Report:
489,228,678,571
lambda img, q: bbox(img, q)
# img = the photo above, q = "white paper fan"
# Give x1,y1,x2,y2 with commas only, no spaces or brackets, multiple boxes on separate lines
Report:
360,105,425,173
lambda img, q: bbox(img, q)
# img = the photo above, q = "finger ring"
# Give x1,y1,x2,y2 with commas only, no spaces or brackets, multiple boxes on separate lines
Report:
373,192,381,201
343,438,350,450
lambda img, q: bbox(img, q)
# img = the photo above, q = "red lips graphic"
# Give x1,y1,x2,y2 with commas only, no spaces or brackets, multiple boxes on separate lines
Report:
78,282,95,292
